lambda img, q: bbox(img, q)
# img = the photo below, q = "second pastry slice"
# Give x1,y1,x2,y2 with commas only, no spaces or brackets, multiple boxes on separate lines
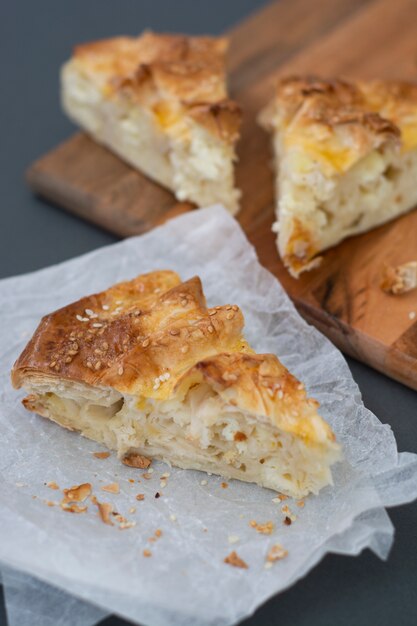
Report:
61,32,241,213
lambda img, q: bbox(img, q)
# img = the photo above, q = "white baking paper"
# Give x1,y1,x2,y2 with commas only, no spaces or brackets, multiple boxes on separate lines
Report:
0,205,416,626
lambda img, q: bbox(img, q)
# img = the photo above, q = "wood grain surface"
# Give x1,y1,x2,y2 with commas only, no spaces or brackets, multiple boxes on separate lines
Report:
26,0,417,389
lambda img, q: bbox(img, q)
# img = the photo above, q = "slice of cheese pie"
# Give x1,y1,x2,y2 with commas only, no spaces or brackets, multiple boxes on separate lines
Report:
11,271,340,497
61,32,241,213
259,76,417,277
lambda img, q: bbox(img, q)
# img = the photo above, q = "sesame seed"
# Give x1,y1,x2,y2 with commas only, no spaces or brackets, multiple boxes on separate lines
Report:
118,366,124,375
169,328,180,335
142,339,150,348
226,305,232,310
181,299,188,307
76,315,89,322
160,480,167,489
92,323,103,328
95,361,102,370
94,348,102,355
148,468,154,474
226,312,234,320
409,311,416,320
65,356,72,364
207,325,214,333
278,390,284,399
181,345,189,354
208,310,217,316
86,361,93,369
102,342,109,350
116,300,122,305
232,305,239,311
200,480,208,486
102,304,109,311
49,361,56,368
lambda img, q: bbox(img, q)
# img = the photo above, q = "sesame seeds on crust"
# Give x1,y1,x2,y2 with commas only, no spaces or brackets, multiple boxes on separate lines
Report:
12,270,335,444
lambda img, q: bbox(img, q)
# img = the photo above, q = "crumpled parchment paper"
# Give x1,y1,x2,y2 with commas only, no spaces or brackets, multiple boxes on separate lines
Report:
0,205,416,626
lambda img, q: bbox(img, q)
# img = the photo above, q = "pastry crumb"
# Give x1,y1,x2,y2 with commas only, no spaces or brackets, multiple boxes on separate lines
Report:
169,514,177,522
228,534,240,544
249,520,275,535
221,482,228,489
101,482,120,494
143,473,152,480
296,500,305,508
122,453,152,469
284,516,292,526
264,561,273,569
92,497,114,525
129,507,136,514
46,481,59,490
200,479,208,486
143,549,152,557
62,483,91,504
381,261,417,295
119,521,136,530
224,551,248,569
93,451,110,459
155,529,162,538
15,482,25,488
267,543,288,562
136,493,145,501
61,502,87,514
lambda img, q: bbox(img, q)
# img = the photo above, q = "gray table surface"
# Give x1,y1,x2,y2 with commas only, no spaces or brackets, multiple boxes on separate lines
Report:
1,1,416,625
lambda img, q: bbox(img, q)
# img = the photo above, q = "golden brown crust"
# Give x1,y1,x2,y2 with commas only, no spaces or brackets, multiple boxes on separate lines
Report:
261,76,417,173
71,31,240,143
12,270,335,444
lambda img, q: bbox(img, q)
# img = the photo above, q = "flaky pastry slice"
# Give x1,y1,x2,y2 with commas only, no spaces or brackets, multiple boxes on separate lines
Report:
11,271,340,497
259,76,417,277
61,32,241,213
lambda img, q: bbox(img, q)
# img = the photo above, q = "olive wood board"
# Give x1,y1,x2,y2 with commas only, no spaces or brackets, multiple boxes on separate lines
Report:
27,0,417,390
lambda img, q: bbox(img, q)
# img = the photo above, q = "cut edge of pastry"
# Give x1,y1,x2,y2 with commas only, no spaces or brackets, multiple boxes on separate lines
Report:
259,76,417,277
12,270,341,498
60,31,242,214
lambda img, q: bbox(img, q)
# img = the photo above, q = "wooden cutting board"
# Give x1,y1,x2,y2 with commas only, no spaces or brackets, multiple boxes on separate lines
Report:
27,0,417,390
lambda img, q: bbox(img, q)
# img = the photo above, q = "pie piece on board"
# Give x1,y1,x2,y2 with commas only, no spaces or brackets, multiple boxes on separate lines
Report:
259,76,417,276
12,271,340,498
61,32,241,213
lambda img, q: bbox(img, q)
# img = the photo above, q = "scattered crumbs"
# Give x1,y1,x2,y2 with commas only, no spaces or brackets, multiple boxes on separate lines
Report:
46,481,59,490
128,478,135,484
267,543,288,562
136,494,145,501
228,534,240,544
221,482,228,489
101,482,120,494
143,549,152,558
143,473,152,480
203,528,208,533
122,453,152,469
148,536,156,543
161,472,170,479
93,451,110,459
271,497,281,504
129,507,137,514
160,480,167,489
296,500,305,508
381,261,417,295
249,520,275,535
200,480,208,486
32,495,37,499
169,514,177,522
409,311,416,320
15,482,25,488
155,492,161,499
224,551,248,569
148,468,154,474
155,529,162,538
45,500,56,507
264,561,273,569
284,516,292,526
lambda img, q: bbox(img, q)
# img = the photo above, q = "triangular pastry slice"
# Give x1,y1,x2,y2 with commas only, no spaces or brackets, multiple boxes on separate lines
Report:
259,76,417,276
12,271,340,497
61,32,241,213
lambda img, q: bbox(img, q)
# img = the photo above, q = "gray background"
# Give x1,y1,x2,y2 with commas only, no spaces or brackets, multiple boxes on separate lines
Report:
1,1,416,625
